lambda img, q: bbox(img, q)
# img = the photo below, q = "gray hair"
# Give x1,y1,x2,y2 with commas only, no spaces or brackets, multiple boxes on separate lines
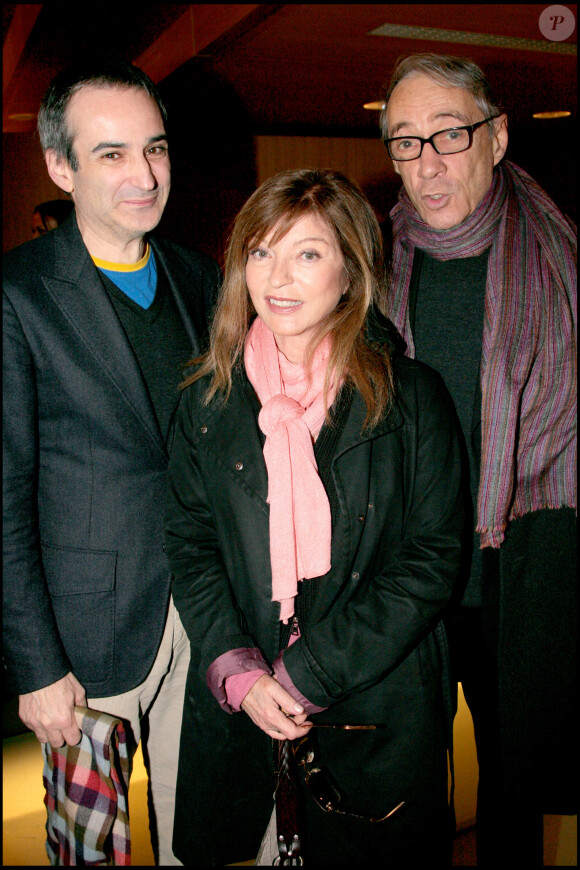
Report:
380,53,502,139
37,58,168,171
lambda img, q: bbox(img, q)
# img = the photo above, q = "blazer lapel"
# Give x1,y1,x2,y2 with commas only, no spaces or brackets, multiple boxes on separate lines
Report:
43,218,166,459
150,238,202,358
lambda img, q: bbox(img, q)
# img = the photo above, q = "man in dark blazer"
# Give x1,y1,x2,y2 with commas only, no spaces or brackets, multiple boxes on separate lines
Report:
3,59,220,865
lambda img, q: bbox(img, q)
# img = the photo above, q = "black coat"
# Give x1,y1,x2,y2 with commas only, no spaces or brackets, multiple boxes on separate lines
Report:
165,323,464,864
3,214,220,697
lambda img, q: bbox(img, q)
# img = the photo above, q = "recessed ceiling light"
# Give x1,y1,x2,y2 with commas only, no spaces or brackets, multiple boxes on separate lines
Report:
7,112,37,121
363,101,385,111
533,110,571,119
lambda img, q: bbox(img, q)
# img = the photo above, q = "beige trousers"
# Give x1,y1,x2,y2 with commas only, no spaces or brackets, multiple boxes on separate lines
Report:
256,806,279,865
89,596,190,866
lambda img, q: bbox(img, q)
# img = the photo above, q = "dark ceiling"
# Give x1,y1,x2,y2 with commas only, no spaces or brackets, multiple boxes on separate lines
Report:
3,4,577,137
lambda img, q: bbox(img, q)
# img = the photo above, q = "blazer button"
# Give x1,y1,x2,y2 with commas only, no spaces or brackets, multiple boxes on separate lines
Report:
235,461,244,471
358,515,365,522
352,571,360,581
200,426,208,434
162,543,167,553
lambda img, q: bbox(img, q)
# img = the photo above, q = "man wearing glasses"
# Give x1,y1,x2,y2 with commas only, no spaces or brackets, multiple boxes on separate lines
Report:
380,53,576,866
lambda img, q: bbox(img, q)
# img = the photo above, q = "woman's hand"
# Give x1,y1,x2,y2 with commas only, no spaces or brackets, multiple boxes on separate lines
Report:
241,673,312,740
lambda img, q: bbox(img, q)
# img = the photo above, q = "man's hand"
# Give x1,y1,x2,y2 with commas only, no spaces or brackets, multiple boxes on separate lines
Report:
241,673,312,740
19,672,86,747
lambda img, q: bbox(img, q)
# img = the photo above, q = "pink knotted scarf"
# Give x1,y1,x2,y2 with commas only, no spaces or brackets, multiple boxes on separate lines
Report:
244,317,338,622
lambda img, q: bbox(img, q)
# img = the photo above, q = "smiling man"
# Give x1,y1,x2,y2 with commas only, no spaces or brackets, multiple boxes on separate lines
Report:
3,59,220,865
380,53,576,865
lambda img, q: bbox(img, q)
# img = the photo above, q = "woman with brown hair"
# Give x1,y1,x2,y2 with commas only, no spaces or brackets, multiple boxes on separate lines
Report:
165,168,464,865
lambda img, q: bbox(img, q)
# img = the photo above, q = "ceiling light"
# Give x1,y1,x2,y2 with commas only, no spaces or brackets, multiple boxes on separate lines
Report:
368,23,575,56
363,101,385,111
532,110,571,119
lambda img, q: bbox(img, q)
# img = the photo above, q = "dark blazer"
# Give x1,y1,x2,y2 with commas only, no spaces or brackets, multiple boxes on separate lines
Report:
3,213,220,697
165,330,464,864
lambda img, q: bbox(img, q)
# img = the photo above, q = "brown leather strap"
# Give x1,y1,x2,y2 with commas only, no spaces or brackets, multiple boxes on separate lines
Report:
274,739,303,865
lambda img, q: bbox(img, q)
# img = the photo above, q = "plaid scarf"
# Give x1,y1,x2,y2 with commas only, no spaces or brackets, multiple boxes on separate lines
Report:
43,707,130,865
387,160,576,547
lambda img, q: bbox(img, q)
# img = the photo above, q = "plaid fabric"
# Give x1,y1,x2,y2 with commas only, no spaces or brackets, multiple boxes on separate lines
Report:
42,706,131,865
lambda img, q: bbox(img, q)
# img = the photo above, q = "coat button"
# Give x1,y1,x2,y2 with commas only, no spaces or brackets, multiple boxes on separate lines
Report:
162,543,167,553
358,515,365,522
368,503,374,510
235,461,244,471
352,572,360,581
200,426,208,434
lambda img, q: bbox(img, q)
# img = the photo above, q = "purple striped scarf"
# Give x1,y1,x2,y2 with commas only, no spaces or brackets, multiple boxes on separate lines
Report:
387,160,576,547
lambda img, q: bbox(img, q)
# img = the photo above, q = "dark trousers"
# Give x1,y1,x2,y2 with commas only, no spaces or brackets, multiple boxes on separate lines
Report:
447,508,577,866
447,607,544,865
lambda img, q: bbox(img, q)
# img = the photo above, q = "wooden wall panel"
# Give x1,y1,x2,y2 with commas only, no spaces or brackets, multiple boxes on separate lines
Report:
254,135,401,224
3,133,403,256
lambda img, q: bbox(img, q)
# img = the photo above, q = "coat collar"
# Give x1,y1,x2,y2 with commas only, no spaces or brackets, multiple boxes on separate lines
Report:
193,364,405,512
332,387,404,457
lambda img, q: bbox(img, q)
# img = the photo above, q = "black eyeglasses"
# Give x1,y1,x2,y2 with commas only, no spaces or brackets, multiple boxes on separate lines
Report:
384,115,500,161
292,730,404,823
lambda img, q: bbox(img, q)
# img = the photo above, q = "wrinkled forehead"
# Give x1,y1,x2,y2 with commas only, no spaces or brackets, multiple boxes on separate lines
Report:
65,84,164,141
386,73,478,133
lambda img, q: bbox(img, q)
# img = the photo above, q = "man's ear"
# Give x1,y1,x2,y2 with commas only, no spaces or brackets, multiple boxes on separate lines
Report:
45,149,75,195
492,114,508,167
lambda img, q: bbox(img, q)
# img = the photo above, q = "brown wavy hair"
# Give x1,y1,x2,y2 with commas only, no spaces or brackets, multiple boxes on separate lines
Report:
182,168,394,429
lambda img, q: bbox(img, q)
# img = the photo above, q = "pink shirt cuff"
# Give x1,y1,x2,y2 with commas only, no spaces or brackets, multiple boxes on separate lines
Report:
225,670,268,712
272,651,328,714
206,648,271,713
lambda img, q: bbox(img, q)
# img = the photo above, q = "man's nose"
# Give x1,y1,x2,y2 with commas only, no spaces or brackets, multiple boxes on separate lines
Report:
129,153,158,189
417,141,446,179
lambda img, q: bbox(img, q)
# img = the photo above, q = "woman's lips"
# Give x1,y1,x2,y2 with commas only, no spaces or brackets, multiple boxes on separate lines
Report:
266,297,303,311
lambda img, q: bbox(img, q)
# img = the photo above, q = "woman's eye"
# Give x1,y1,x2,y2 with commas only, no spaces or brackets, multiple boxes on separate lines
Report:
301,250,320,261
